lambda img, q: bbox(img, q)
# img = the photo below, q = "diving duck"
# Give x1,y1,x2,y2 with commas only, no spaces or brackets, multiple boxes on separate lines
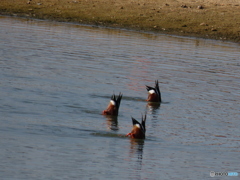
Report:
146,80,161,103
102,93,122,116
126,114,146,139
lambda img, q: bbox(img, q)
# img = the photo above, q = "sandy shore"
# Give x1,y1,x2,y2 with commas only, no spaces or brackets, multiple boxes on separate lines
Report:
1,0,240,42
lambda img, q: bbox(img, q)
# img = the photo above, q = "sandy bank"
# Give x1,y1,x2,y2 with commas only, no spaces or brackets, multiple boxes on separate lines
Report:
1,0,240,42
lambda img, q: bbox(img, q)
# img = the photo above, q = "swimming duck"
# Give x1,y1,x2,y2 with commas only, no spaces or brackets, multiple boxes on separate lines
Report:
146,80,161,103
126,114,146,139
102,93,122,116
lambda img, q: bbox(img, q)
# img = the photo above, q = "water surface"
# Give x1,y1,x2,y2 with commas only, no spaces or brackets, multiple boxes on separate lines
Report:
0,16,240,179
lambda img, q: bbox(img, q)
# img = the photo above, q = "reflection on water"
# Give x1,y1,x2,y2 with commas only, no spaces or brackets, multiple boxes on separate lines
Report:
146,103,161,129
146,102,161,114
0,16,240,180
128,139,145,179
104,116,119,131
129,138,145,160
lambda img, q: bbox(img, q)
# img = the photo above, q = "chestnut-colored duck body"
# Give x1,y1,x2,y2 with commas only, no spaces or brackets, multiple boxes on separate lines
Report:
146,80,161,103
102,93,122,116
126,114,146,139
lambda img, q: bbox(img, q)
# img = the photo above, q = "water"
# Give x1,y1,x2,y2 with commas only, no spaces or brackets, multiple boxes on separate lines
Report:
0,16,239,179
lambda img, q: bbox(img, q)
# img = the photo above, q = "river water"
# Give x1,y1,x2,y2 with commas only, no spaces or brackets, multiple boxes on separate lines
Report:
0,16,239,179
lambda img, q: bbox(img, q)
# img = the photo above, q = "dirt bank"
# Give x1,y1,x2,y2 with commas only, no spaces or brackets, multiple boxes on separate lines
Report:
1,0,240,42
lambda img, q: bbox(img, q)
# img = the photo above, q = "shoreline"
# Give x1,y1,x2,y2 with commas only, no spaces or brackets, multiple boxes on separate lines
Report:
1,0,240,43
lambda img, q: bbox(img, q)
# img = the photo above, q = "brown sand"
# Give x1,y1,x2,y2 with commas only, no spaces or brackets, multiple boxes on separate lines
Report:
1,0,240,42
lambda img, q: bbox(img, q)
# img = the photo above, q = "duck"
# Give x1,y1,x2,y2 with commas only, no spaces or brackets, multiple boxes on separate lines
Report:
102,93,122,116
146,80,161,103
126,114,146,139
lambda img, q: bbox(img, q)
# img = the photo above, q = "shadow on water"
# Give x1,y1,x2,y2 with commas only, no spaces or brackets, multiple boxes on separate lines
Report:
27,123,124,139
25,124,96,138
91,131,127,139
90,93,146,102
122,95,146,102
26,120,166,143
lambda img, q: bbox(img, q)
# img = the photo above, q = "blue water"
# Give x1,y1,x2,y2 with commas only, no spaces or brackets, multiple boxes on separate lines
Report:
0,16,239,179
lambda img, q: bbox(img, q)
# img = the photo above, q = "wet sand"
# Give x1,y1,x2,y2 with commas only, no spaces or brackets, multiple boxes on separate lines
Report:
1,0,240,42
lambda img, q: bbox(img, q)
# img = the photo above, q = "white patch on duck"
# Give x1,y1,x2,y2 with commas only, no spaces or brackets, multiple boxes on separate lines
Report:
110,100,116,106
149,89,155,94
135,124,141,129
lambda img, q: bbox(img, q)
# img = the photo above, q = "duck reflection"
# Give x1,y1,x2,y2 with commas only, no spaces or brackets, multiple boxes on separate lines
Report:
146,102,160,115
105,116,119,131
146,102,161,129
129,138,145,160
128,138,145,178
